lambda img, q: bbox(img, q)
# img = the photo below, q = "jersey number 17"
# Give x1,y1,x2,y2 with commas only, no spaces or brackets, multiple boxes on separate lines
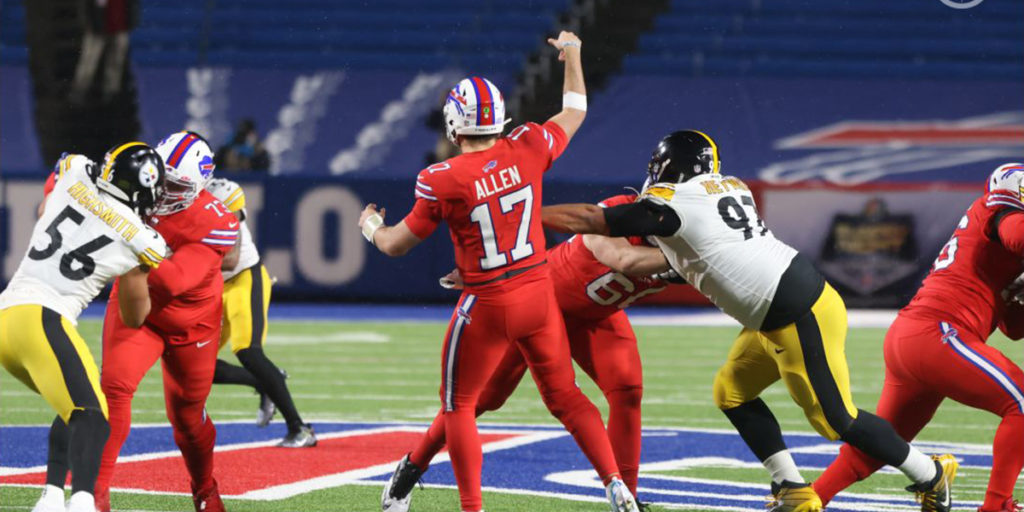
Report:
470,186,535,270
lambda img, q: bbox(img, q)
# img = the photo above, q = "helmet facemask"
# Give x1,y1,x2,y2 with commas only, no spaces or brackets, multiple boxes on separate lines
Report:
153,169,200,216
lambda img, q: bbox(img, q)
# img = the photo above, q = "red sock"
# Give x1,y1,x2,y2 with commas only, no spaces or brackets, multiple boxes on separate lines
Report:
444,410,484,512
410,410,447,470
172,415,217,489
605,387,642,496
813,444,885,505
95,391,132,501
982,413,1024,511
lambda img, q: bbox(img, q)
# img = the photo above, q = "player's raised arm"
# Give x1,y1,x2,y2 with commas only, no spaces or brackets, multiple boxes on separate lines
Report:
359,204,424,257
545,31,586,141
542,201,680,237
118,266,152,328
582,234,670,276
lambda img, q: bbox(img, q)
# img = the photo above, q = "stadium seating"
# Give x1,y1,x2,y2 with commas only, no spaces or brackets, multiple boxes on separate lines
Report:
0,0,570,74
625,0,1024,79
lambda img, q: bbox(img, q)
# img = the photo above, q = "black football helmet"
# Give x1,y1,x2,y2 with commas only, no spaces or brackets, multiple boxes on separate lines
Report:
97,142,166,219
646,130,721,186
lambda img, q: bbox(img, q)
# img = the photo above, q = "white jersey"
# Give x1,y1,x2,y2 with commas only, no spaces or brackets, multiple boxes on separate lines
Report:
642,174,798,329
0,165,168,322
206,178,259,280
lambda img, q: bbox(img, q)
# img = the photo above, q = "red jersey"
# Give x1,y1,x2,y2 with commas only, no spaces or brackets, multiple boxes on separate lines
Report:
549,194,667,319
113,190,237,344
403,122,568,294
901,192,1024,340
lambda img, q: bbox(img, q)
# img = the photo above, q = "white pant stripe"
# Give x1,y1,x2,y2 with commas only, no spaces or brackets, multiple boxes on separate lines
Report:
444,294,476,411
941,322,1024,413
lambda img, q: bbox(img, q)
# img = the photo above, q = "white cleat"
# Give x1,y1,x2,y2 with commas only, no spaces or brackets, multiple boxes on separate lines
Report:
31,485,64,512
606,477,640,512
381,454,425,512
65,491,98,512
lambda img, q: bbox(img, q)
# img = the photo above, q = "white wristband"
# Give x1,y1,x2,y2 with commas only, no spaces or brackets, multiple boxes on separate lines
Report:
361,213,384,245
563,91,587,112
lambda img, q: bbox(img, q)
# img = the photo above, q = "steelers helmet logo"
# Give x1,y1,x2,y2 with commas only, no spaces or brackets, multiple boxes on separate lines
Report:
139,162,160,188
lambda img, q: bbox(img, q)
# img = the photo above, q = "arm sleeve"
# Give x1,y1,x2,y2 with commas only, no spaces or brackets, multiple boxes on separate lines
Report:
148,243,223,297
42,172,57,198
200,219,239,255
996,211,1024,257
539,121,569,162
603,200,682,238
404,170,443,239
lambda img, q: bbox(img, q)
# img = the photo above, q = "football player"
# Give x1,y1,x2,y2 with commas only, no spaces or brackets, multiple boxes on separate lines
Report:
542,130,958,512
94,132,237,512
813,164,1024,512
360,32,641,512
381,193,672,512
2,149,167,512
205,177,315,447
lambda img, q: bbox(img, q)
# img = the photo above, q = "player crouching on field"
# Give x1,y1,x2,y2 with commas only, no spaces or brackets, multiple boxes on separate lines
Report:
205,177,316,447
6,150,168,512
814,164,1024,512
94,133,238,512
543,130,959,512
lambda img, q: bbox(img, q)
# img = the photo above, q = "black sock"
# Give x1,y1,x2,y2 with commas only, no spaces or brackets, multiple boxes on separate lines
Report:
46,415,70,488
237,347,305,432
839,409,911,467
213,358,262,390
68,408,110,495
722,398,788,462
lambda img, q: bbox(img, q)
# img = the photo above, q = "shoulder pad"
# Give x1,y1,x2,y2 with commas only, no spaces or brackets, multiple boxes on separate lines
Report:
205,178,246,213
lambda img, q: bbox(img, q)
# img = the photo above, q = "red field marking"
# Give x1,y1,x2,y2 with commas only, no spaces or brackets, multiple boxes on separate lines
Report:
3,431,518,494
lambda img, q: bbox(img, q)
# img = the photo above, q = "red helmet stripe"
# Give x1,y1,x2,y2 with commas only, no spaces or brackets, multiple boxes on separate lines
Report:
167,133,199,168
470,77,494,126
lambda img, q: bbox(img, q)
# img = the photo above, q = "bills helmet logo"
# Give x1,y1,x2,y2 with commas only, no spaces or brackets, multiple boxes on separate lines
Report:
483,160,497,173
199,155,215,179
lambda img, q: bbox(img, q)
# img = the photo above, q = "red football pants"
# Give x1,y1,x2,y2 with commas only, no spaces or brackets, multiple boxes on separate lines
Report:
411,309,644,495
94,305,219,510
434,278,621,511
814,315,1024,511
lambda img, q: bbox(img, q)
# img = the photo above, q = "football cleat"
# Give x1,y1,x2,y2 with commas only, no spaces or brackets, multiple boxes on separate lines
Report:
906,454,958,512
767,481,823,512
31,485,64,512
191,479,226,512
65,492,98,512
278,424,317,448
256,368,288,427
605,477,640,512
381,454,426,512
256,392,276,427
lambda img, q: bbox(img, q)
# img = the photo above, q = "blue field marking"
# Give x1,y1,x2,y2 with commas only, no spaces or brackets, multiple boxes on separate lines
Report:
1,421,987,510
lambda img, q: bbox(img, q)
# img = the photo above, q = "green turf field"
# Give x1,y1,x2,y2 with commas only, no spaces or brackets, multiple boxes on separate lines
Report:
1,319,1013,511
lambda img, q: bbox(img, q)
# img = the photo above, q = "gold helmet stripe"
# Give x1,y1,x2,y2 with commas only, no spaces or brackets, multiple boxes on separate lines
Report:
691,130,720,174
101,142,147,182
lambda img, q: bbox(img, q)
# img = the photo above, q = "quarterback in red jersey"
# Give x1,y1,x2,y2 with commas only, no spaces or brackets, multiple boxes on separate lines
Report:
385,193,672,509
361,32,640,512
95,132,237,512
814,163,1024,512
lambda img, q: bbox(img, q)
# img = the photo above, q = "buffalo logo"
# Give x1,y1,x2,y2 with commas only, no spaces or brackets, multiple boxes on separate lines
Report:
199,156,215,179
483,160,497,173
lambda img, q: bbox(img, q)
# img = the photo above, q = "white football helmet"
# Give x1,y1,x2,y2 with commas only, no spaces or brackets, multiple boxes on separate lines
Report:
987,162,1024,209
153,131,215,215
442,76,510,144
